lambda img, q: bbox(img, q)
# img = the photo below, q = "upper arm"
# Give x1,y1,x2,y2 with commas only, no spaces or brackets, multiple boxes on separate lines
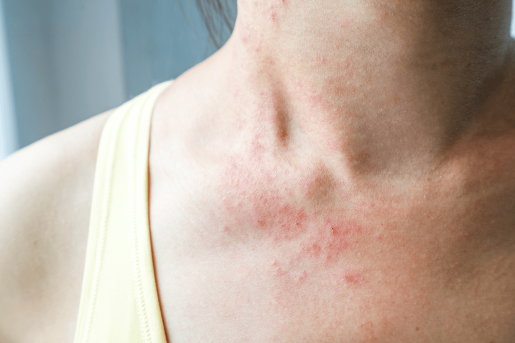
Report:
0,110,112,342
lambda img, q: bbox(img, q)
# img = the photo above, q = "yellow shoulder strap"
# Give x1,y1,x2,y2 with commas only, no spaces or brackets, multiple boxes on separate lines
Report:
74,81,172,343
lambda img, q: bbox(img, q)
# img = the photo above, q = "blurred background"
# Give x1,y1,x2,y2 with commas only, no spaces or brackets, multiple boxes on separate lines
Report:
0,0,514,159
0,0,235,159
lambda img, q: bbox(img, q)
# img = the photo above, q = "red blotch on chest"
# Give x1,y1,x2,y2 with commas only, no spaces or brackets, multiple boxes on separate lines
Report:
219,155,369,263
221,180,366,267
300,217,364,266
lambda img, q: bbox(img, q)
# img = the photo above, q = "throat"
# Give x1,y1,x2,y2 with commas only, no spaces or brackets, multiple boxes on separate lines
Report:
211,0,515,179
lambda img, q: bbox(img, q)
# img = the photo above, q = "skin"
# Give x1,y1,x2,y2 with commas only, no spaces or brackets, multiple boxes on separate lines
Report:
1,0,515,342
151,0,515,341
223,0,514,181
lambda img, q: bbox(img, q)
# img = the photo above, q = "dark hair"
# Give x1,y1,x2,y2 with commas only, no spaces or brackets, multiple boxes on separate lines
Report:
195,0,236,49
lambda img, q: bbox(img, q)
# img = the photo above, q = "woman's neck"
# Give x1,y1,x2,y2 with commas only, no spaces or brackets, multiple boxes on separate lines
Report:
212,0,515,179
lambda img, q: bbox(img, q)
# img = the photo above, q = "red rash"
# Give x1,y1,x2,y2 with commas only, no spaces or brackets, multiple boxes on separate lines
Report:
269,8,278,22
298,217,364,266
333,269,365,285
265,0,288,23
214,97,371,285
219,159,369,269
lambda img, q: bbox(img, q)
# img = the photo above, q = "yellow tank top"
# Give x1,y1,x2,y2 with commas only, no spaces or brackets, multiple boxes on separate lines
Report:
74,81,172,343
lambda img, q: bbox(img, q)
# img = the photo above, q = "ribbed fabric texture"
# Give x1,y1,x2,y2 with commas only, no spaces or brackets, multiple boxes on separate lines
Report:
74,81,172,343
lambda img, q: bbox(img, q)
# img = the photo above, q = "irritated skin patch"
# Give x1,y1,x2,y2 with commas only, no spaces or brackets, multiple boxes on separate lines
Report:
216,147,371,291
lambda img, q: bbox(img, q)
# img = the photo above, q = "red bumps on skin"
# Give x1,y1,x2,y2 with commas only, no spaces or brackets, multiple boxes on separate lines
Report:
252,196,310,241
297,270,307,282
333,269,365,285
270,10,278,22
268,4,278,22
270,260,288,277
299,218,364,266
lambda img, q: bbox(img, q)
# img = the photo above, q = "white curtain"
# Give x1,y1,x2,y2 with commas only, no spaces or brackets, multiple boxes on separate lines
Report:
0,1,17,160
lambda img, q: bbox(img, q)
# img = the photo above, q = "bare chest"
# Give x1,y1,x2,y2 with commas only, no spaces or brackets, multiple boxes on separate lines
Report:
148,151,515,343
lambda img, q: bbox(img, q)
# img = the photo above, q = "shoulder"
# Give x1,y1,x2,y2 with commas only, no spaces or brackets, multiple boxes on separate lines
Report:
0,109,113,342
